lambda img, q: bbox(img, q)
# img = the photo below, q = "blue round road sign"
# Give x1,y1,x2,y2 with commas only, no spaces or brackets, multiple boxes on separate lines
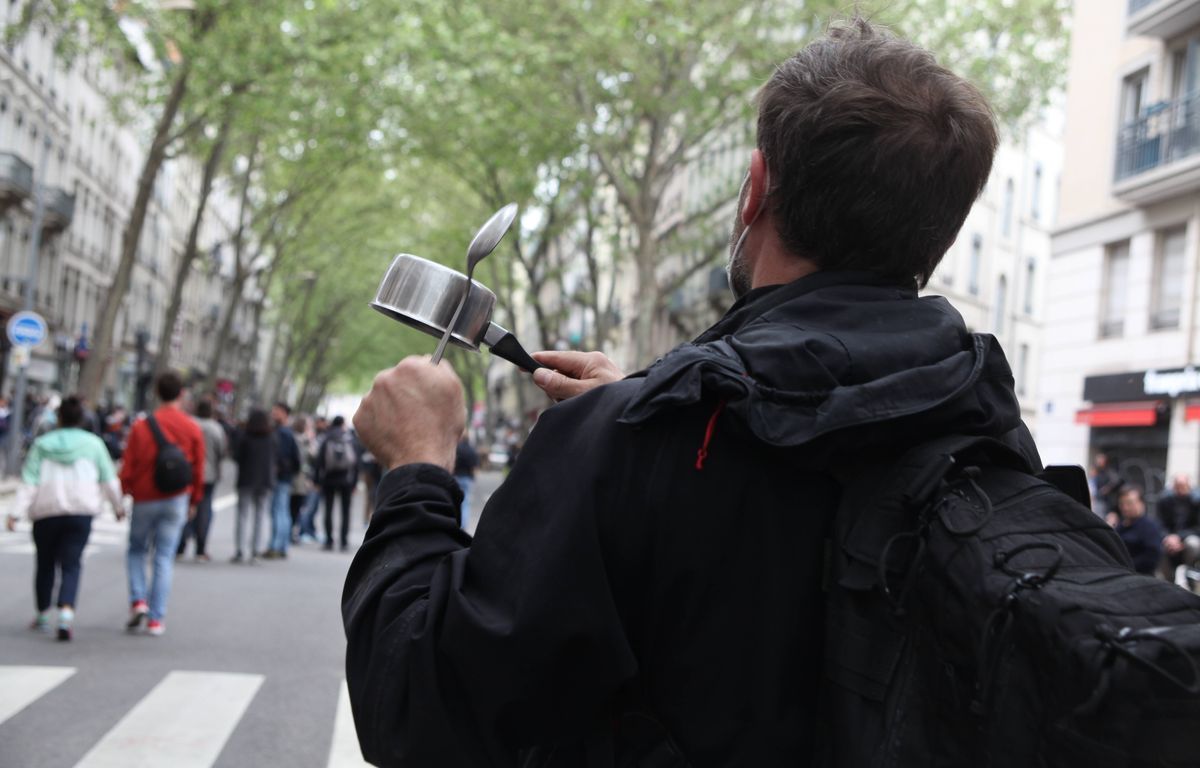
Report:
7,311,47,347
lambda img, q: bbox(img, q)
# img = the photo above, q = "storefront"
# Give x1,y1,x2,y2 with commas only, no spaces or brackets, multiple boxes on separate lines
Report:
1078,367,1200,501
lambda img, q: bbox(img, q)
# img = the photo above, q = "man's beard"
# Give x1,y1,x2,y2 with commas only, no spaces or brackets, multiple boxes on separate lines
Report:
726,210,753,300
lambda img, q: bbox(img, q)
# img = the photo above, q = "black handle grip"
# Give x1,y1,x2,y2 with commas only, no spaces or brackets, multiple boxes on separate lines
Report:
489,331,544,373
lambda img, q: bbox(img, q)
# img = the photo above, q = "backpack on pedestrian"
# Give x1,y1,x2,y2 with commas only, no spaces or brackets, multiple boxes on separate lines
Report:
146,416,192,495
324,432,356,475
820,435,1200,767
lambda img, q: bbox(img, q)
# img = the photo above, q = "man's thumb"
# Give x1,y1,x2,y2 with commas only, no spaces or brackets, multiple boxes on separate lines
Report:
532,368,555,391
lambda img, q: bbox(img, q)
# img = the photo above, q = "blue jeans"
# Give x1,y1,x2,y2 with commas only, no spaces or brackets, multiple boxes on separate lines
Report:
270,480,292,553
127,494,189,621
299,490,320,538
455,475,473,530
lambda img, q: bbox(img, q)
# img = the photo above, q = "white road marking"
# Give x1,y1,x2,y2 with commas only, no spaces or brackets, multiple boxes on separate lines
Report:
327,680,372,768
213,493,236,512
73,671,263,768
0,665,76,727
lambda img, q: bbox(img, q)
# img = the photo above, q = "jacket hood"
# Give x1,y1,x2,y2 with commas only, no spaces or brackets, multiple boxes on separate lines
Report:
33,428,103,464
619,271,1026,468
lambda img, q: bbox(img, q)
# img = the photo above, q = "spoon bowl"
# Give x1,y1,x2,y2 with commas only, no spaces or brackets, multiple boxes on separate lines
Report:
431,203,519,364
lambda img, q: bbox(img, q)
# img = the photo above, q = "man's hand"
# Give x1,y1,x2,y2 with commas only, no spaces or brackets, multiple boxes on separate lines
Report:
1164,533,1184,554
188,504,198,522
4,515,15,532
531,351,625,401
354,356,466,473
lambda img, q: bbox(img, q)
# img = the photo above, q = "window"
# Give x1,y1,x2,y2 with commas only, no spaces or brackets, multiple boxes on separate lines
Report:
1100,240,1130,338
1171,39,1200,102
1030,164,1042,222
1151,226,1187,330
994,275,1008,333
1121,68,1149,126
969,234,982,295
1016,343,1030,398
1002,178,1015,237
1024,258,1036,315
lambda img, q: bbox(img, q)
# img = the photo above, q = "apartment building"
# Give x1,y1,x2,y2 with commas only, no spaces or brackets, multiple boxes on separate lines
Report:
0,6,256,408
1040,0,1200,498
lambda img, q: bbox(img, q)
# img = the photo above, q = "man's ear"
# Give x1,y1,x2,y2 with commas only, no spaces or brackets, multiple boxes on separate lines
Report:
742,149,769,226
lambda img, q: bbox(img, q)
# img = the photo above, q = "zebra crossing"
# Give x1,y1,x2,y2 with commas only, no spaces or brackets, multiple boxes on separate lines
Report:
0,666,372,768
0,495,238,559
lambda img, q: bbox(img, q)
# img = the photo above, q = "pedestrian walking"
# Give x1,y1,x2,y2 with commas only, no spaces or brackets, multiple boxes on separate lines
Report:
176,399,227,562
263,402,301,560
1159,474,1200,585
316,415,356,551
452,435,479,530
232,409,276,564
120,372,205,637
296,415,322,543
1113,484,1166,575
5,396,125,641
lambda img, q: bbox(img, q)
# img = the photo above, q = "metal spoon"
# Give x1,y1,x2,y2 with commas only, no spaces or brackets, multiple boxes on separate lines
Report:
431,202,519,365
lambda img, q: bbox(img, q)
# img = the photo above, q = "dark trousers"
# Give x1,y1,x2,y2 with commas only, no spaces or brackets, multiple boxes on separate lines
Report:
323,485,353,548
290,494,305,539
32,515,93,611
177,482,216,556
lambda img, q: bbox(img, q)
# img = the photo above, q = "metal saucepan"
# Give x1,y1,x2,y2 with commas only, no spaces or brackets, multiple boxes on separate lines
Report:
370,253,543,372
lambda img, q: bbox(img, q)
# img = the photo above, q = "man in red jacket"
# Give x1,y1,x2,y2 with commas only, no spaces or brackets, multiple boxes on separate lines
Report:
120,372,205,636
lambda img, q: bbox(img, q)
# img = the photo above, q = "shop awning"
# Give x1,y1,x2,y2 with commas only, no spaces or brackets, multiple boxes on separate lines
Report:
1185,403,1200,422
1074,401,1163,427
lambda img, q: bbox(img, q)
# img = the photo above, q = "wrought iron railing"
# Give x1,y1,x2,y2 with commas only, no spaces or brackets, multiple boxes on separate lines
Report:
43,187,75,230
0,152,34,198
1115,92,1200,181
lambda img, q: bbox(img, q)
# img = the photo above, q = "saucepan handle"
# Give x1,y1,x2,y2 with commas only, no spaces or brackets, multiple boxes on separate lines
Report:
483,323,544,373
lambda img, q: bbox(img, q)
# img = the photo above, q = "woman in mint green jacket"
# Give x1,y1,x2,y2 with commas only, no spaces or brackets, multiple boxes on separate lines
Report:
5,396,125,641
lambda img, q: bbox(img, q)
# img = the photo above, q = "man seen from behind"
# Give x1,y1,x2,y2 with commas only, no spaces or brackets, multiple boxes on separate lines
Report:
344,18,1031,766
121,372,204,636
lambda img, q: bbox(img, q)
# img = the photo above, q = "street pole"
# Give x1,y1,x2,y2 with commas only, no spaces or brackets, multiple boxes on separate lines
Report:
5,99,53,477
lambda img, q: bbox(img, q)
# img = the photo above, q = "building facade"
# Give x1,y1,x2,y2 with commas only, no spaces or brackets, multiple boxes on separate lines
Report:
0,5,259,409
1040,0,1200,499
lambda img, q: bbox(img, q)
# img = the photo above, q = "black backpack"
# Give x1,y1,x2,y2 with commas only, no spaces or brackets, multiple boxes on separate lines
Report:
822,435,1200,767
146,416,192,495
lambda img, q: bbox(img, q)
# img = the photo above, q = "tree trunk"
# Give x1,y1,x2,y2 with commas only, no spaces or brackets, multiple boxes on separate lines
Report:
152,111,232,382
78,62,191,403
207,137,259,380
631,222,658,368
270,275,317,404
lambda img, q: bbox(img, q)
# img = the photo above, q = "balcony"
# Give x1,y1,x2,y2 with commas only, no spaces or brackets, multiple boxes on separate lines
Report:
41,187,75,234
1114,92,1200,204
1127,0,1200,38
0,152,34,213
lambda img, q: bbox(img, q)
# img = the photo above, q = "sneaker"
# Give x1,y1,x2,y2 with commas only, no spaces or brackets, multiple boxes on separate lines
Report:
57,607,74,642
146,619,165,637
321,542,333,552
30,612,51,634
195,553,211,563
127,600,148,631
299,533,316,544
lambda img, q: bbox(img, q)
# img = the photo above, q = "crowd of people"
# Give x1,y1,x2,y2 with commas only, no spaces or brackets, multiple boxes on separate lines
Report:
1090,452,1200,589
2,371,437,641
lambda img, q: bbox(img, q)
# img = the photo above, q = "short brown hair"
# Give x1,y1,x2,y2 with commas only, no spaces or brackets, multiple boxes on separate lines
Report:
756,17,997,286
156,371,184,403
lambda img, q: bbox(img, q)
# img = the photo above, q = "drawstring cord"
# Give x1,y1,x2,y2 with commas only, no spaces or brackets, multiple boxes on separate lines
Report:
695,400,726,471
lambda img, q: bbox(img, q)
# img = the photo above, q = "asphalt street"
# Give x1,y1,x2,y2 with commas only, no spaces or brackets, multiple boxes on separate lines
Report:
0,464,503,768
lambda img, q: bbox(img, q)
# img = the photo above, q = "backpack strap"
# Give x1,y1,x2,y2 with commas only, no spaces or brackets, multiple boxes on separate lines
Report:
146,416,172,449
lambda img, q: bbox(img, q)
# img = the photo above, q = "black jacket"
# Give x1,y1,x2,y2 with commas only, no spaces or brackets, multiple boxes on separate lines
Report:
1157,491,1200,537
342,272,1032,767
235,431,276,493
